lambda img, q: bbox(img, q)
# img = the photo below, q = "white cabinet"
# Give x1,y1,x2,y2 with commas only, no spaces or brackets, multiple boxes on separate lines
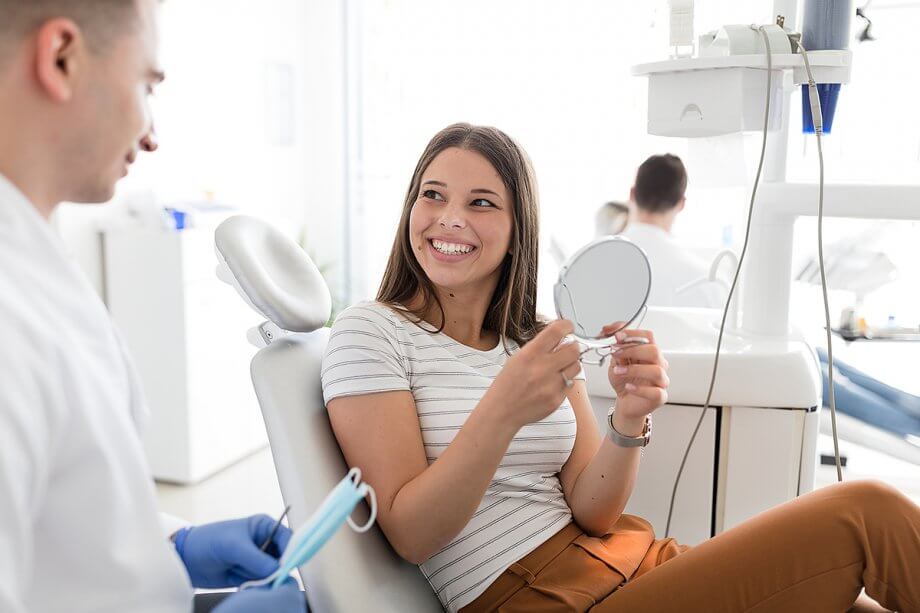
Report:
587,387,817,545
104,227,266,484
582,305,821,546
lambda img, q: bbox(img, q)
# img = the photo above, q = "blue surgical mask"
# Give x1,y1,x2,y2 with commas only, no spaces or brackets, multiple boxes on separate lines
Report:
240,467,377,590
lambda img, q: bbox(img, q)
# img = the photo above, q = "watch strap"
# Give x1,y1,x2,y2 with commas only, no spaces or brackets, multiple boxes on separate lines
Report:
607,411,651,448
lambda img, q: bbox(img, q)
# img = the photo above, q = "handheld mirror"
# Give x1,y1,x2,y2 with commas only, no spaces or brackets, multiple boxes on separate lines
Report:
553,236,652,365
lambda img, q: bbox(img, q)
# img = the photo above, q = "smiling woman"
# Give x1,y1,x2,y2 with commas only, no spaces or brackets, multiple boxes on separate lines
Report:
321,123,920,613
378,122,544,349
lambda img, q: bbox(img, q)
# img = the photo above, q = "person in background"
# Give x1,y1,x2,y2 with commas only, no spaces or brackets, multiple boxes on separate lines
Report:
621,154,724,308
0,1,305,611
595,200,630,237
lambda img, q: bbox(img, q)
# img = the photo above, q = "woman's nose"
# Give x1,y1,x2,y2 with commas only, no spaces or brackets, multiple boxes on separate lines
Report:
438,205,466,229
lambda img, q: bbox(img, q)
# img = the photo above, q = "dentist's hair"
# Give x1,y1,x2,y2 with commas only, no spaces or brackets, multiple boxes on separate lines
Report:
0,0,140,57
377,123,545,348
633,153,687,214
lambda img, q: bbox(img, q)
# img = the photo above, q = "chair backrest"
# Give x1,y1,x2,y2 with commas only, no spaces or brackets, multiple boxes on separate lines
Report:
250,329,443,612
215,215,443,612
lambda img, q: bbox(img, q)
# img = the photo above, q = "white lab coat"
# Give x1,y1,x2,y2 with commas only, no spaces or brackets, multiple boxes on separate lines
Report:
0,175,193,612
621,222,724,309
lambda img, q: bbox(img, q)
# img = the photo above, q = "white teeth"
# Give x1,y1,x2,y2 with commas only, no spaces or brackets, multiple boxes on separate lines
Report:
432,239,474,255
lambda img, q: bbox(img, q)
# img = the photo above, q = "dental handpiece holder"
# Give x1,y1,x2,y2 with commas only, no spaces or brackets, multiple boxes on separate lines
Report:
632,20,851,138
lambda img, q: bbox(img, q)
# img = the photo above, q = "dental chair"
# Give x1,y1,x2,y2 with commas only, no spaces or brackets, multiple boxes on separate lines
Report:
214,215,443,613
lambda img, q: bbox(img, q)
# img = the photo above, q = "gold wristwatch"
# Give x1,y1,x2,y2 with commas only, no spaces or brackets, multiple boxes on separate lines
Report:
606,404,652,448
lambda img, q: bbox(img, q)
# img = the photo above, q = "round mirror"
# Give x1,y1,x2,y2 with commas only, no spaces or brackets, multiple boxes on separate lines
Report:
553,236,652,348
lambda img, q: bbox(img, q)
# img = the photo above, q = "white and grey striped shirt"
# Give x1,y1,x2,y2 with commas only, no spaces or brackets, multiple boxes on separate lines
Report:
322,301,579,611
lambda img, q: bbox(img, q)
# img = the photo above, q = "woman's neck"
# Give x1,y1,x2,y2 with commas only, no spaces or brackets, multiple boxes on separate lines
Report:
411,284,499,351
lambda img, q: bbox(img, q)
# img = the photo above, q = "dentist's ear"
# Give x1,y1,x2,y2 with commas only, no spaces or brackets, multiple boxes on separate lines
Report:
34,19,84,103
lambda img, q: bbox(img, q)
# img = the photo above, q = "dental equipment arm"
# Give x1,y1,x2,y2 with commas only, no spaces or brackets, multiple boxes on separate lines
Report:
675,249,740,328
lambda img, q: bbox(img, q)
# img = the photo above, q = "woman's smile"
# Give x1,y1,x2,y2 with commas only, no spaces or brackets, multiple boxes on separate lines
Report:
427,237,478,262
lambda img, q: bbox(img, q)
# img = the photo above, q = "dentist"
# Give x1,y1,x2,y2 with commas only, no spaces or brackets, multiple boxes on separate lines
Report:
0,1,305,612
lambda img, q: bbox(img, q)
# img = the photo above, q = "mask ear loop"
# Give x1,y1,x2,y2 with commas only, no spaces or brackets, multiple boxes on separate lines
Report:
346,466,362,484
347,484,377,533
344,466,377,532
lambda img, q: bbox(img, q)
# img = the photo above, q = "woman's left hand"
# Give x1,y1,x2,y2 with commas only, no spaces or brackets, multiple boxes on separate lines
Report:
602,324,670,421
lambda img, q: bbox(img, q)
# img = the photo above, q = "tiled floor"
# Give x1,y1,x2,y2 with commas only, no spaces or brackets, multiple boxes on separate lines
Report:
156,446,285,526
815,433,920,506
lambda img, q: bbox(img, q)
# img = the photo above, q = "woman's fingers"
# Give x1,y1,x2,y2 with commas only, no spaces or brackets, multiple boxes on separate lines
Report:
562,362,581,381
623,383,668,405
600,326,657,347
619,328,655,344
612,343,667,367
612,364,669,388
531,319,575,353
600,321,628,338
550,340,581,371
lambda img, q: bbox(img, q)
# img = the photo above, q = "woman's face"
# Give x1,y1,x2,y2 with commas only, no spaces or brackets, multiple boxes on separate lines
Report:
409,147,514,295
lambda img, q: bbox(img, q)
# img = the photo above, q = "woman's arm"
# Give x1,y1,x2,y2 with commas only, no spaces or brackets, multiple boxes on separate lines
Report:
327,320,581,564
327,389,517,564
559,330,669,536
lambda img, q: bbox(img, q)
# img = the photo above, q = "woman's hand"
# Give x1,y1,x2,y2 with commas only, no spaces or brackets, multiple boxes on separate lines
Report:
602,324,669,422
484,319,582,432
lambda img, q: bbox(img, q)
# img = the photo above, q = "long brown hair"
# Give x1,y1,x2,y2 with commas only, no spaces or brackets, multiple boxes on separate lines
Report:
377,123,545,348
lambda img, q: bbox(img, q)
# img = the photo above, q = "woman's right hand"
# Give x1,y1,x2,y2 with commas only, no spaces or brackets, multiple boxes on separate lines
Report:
484,319,582,431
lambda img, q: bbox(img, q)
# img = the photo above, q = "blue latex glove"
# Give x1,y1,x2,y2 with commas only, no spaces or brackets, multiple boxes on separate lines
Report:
174,514,292,589
213,578,307,613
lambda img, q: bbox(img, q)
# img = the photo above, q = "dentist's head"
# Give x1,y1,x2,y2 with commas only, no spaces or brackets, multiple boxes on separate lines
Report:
0,0,163,217
378,123,544,346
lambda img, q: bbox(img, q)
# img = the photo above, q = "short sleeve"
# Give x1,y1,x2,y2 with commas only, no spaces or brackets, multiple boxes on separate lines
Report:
321,304,411,405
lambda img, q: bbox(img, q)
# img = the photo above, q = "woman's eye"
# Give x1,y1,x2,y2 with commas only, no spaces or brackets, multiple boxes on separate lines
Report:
471,198,495,208
422,189,444,201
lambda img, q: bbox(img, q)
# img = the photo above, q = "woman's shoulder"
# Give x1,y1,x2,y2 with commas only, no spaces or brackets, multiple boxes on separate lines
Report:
330,300,414,338
334,300,396,324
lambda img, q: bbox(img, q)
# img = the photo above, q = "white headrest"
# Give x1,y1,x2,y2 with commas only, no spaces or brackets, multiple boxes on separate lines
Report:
215,215,332,333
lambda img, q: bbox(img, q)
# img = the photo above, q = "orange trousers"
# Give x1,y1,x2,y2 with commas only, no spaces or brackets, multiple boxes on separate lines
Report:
460,481,920,612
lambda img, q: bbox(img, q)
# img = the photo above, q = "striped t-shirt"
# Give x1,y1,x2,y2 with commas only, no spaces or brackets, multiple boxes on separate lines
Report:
321,301,579,611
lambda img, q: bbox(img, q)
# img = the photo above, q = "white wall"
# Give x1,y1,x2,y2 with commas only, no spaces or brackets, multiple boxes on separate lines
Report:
56,0,352,307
